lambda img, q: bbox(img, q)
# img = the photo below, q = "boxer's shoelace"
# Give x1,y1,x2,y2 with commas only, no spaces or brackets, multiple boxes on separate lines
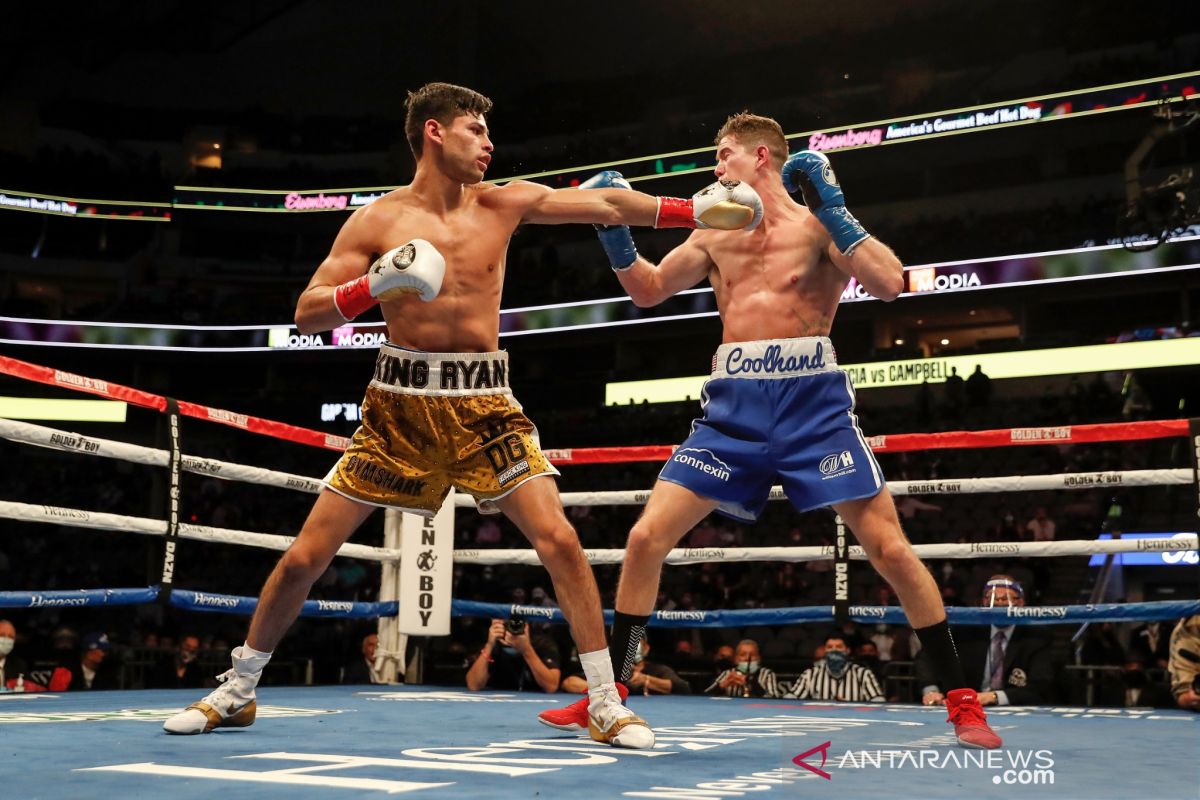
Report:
201,669,250,714
947,698,988,728
590,685,637,726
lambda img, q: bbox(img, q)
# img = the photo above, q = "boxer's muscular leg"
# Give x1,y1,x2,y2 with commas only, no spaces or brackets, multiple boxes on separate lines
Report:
833,488,943,627
495,476,606,653
247,490,376,652
164,489,375,735
834,488,967,692
506,476,656,749
608,481,717,682
616,480,718,615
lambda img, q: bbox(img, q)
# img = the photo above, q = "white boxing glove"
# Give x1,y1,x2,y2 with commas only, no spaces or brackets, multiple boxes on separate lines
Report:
655,179,763,231
334,239,446,320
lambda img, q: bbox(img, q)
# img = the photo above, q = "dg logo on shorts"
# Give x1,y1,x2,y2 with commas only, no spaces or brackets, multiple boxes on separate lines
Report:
324,346,558,516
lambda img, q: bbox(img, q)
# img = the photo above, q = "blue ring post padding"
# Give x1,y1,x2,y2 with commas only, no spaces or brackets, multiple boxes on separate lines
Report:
0,587,158,609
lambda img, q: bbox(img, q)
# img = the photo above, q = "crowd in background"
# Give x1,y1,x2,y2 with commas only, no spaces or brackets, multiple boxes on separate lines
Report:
1,362,1196,712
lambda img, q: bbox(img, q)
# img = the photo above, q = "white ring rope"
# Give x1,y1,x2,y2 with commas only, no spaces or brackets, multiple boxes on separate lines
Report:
3,419,1188,505
0,419,324,494
452,535,1199,565
3,418,1195,567
0,499,1192,565
454,470,1193,508
0,501,400,562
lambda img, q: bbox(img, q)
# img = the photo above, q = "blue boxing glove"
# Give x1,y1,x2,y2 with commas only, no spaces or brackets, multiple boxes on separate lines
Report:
579,170,638,270
782,150,871,256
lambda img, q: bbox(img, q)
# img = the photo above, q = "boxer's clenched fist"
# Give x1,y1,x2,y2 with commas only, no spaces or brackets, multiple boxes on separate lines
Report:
782,150,870,255
655,180,763,231
334,239,446,320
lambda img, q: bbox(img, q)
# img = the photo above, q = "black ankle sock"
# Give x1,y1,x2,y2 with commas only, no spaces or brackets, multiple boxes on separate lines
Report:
609,610,650,683
914,619,967,691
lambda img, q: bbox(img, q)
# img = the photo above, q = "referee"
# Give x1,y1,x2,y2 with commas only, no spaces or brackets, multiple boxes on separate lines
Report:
784,633,884,702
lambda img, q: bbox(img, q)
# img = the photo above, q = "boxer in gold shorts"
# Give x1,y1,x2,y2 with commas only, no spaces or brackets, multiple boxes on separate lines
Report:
164,81,762,747
326,345,557,516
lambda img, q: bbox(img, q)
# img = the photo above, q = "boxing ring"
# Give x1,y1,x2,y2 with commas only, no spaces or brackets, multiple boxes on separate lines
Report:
6,686,1199,798
2,354,1199,799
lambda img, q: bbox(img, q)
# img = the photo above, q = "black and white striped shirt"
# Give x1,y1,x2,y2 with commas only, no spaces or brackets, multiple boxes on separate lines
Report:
705,667,783,698
784,661,884,702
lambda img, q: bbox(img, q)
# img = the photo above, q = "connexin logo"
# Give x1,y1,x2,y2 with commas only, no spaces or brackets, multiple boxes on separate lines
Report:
820,451,856,479
672,448,731,481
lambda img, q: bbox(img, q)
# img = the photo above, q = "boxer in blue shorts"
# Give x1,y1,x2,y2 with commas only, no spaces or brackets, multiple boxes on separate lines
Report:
659,336,882,521
540,112,1003,749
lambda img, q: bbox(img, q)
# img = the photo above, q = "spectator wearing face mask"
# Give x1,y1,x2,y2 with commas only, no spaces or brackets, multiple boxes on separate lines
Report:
711,644,735,674
706,639,782,698
0,619,31,692
784,634,884,702
148,634,204,689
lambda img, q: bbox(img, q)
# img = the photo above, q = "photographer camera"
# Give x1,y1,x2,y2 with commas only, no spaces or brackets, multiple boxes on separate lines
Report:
466,616,561,693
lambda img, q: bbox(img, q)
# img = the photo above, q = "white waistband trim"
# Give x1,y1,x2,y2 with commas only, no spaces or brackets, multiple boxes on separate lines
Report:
711,337,837,379
369,344,510,396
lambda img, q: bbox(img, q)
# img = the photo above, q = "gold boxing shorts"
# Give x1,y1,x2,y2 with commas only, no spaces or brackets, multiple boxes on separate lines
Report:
324,345,559,517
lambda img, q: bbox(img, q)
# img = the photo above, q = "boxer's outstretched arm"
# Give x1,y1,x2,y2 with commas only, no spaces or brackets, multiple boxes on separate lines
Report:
295,208,376,333
509,181,660,227
826,238,904,301
510,179,762,230
615,232,714,308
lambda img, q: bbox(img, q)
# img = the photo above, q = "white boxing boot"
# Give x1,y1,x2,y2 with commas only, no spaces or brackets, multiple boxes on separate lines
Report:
587,682,656,749
163,644,270,734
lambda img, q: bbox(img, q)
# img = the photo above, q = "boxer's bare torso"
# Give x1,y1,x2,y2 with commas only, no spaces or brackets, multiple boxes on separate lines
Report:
692,200,846,342
343,184,520,352
614,130,900,346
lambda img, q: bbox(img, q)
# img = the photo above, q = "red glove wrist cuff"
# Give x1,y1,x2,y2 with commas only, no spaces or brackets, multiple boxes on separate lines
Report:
333,275,377,321
655,197,696,229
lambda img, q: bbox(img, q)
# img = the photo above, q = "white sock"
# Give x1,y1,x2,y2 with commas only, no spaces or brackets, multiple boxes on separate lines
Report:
232,642,273,682
240,642,273,660
579,648,615,694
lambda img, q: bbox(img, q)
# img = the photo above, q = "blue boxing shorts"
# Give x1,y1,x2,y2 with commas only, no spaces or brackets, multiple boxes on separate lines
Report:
658,337,883,522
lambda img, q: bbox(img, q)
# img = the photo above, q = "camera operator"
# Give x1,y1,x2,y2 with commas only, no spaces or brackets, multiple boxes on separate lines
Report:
1168,614,1200,711
466,617,561,693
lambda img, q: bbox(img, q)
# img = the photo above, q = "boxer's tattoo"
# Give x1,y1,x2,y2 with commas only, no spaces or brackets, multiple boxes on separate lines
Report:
790,317,831,338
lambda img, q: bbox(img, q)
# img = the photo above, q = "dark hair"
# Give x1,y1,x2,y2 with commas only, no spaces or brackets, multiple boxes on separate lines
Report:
404,82,493,159
824,632,849,648
715,111,789,169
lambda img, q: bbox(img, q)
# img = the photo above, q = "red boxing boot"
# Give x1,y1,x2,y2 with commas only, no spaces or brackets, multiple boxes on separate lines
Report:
539,681,630,731
945,688,1003,749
